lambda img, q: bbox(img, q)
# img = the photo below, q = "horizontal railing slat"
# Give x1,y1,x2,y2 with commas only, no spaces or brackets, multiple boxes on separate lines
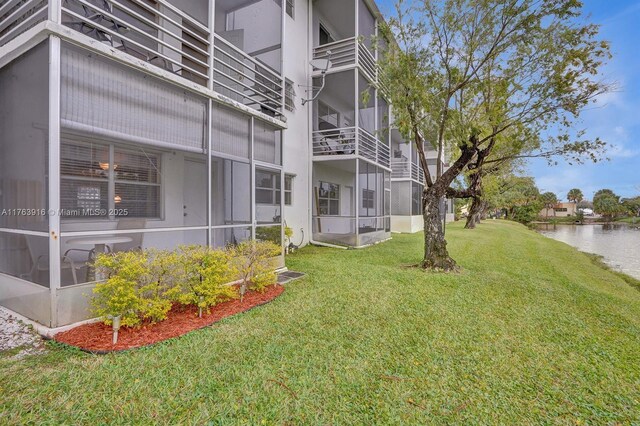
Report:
62,8,209,80
70,0,209,70
0,1,46,46
312,126,390,168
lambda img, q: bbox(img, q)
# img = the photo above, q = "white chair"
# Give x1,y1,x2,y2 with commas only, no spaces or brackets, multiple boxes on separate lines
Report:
22,235,84,285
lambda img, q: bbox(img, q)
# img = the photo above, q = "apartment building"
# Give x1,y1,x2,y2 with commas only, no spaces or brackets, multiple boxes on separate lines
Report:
2,0,427,328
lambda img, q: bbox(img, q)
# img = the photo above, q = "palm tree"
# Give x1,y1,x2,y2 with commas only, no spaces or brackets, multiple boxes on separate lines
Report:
567,188,584,204
541,192,559,219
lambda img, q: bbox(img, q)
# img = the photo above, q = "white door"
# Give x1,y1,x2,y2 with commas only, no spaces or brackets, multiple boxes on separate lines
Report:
183,159,207,229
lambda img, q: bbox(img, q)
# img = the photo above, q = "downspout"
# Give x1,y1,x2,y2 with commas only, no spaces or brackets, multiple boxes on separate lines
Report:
307,0,313,247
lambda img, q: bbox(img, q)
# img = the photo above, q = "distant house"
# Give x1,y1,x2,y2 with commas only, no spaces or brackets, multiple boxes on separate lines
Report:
540,202,578,218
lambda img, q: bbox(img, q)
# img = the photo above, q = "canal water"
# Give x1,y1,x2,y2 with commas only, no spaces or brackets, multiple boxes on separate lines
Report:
535,224,640,280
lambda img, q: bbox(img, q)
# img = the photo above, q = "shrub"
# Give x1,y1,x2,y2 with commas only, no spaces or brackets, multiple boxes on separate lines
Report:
92,251,149,327
90,241,279,326
138,250,182,323
255,226,282,244
176,246,238,317
232,240,281,301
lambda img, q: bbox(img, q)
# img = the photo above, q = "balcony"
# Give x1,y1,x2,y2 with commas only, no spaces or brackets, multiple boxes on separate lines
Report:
312,126,390,169
59,0,211,84
212,34,283,117
0,0,284,117
390,158,424,183
313,37,378,85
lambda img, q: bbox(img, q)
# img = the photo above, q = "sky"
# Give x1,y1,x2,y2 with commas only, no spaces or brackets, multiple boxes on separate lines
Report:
375,0,640,201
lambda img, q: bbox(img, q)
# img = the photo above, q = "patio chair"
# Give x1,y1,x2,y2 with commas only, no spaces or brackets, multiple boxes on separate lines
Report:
22,235,84,286
111,218,146,252
63,0,129,49
317,122,355,155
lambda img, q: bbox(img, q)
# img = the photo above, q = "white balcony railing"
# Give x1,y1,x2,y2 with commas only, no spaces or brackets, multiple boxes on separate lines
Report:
313,37,378,85
212,34,283,117
0,0,48,46
390,158,424,182
312,126,390,168
60,0,210,84
1,1,284,117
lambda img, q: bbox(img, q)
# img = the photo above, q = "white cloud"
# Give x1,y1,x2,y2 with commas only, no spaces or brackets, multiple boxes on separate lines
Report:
604,126,639,158
535,168,596,200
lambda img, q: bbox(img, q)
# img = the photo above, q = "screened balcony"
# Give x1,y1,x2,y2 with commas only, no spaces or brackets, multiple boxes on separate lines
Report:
312,70,390,168
312,0,381,86
213,0,283,116
0,0,284,117
0,40,284,327
312,160,390,248
390,129,424,183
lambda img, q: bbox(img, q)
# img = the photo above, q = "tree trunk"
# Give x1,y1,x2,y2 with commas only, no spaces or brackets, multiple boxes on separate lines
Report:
418,134,479,271
464,168,484,229
465,196,483,229
422,187,458,271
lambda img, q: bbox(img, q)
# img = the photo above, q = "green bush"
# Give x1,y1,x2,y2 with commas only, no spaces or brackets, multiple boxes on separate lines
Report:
176,246,238,317
92,251,149,327
91,241,281,326
139,250,182,323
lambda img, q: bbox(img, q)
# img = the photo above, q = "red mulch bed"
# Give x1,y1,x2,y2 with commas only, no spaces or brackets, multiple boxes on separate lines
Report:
54,285,285,353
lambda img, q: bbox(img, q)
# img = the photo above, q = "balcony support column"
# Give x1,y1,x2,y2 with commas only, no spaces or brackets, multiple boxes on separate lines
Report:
49,0,61,24
355,158,360,245
250,117,256,240
48,35,62,327
207,0,216,90
207,99,213,245
354,69,359,157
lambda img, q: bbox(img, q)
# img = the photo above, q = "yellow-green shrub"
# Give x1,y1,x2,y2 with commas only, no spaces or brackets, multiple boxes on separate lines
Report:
92,251,149,327
176,246,238,316
90,241,280,326
138,249,182,323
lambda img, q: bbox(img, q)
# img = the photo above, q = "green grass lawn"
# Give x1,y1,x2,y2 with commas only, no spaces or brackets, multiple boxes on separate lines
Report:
1,221,640,424
616,217,640,224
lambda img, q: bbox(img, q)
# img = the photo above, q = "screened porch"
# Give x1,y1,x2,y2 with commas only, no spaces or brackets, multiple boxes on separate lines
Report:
0,39,284,327
312,159,390,248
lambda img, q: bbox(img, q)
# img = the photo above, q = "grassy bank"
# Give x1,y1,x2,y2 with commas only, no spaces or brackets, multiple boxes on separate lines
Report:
616,217,640,225
1,221,639,424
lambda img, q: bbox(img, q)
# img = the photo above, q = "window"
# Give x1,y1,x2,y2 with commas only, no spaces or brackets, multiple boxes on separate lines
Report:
362,189,375,209
286,0,294,18
318,101,339,128
61,141,161,219
256,169,281,205
256,169,282,224
555,207,568,212
114,147,161,218
285,79,296,112
319,23,334,45
284,174,294,205
317,182,339,215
